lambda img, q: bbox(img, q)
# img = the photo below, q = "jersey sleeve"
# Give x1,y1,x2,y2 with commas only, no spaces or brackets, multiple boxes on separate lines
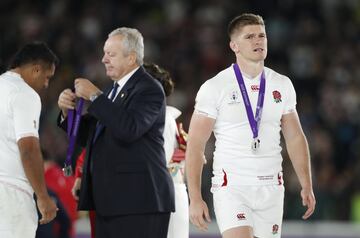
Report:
283,77,297,114
11,90,41,141
194,80,219,119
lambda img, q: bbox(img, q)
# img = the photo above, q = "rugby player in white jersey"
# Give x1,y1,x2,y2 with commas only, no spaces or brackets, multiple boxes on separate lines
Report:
186,13,316,238
0,42,58,238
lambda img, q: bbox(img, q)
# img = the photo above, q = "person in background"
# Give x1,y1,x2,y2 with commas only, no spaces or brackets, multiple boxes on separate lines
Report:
0,42,58,238
58,27,174,238
186,13,316,238
144,62,189,238
42,151,77,237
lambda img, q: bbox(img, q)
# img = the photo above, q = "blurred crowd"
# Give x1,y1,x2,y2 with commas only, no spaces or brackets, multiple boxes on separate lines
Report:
1,0,360,227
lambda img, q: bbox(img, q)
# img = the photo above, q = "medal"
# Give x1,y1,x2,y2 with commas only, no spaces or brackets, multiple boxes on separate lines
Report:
233,63,266,153
62,164,73,176
251,138,260,152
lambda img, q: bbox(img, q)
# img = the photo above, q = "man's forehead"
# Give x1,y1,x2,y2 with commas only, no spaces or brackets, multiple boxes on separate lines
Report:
239,24,265,34
104,35,123,49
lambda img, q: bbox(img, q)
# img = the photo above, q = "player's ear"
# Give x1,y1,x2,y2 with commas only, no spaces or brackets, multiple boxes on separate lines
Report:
229,41,238,53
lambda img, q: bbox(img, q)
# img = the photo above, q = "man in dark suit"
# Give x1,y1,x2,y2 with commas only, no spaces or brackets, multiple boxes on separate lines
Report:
58,27,175,238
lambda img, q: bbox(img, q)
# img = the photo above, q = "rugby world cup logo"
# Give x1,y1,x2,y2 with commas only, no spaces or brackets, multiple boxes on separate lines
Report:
228,90,240,104
272,90,282,103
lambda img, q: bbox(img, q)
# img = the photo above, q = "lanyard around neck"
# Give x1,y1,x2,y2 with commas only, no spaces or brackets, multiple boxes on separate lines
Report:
63,98,84,176
232,63,266,139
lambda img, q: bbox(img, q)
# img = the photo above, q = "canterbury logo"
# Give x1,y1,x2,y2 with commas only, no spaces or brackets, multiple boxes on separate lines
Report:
251,85,259,91
237,213,246,220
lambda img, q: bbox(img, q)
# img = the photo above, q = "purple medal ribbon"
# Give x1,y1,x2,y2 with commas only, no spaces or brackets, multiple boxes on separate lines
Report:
63,98,84,176
233,63,265,151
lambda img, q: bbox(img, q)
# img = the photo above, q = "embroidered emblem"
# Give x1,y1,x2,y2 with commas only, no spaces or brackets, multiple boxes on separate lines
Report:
251,85,259,91
272,90,282,103
33,120,37,129
237,213,246,220
272,224,279,235
228,91,240,104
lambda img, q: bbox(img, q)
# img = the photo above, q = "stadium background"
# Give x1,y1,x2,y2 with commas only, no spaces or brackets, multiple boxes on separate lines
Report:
1,0,360,237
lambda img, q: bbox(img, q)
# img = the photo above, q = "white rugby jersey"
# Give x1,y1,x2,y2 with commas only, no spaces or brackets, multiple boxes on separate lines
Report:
163,105,181,163
0,71,41,194
195,64,296,186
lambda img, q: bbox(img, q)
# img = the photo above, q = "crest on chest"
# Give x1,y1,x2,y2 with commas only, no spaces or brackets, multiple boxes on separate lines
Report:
228,90,241,105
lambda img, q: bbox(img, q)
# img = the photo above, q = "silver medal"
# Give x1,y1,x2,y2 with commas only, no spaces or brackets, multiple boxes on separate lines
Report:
251,138,260,152
62,165,73,177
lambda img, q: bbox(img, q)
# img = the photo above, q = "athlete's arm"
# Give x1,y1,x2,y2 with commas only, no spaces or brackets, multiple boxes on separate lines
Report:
18,137,58,224
186,113,215,231
281,111,316,219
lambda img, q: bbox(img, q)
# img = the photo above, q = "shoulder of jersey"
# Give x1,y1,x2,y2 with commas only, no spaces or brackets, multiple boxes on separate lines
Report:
205,65,234,86
264,67,291,84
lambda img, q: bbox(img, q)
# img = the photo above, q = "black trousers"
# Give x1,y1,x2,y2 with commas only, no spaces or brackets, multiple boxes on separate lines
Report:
95,212,170,238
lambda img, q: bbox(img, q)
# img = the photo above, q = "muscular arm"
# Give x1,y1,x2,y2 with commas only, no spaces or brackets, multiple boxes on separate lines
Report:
281,111,316,219
18,137,57,224
186,113,215,230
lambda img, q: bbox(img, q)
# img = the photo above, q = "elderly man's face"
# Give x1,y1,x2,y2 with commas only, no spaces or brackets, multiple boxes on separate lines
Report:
102,35,134,80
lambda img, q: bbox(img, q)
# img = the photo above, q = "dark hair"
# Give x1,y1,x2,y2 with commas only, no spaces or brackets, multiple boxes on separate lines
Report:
228,13,265,39
9,41,59,69
144,62,174,97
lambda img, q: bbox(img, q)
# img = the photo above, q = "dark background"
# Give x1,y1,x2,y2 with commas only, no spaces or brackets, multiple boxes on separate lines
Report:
1,0,360,221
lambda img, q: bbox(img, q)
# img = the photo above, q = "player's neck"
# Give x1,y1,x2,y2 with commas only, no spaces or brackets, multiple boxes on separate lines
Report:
236,58,264,78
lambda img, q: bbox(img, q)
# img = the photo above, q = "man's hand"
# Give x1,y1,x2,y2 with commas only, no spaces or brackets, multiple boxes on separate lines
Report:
58,88,76,117
37,195,58,225
189,198,211,232
301,188,316,219
71,178,82,201
74,78,101,101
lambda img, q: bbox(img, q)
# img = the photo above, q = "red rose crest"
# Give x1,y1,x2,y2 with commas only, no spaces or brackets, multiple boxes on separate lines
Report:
272,224,279,235
272,90,282,103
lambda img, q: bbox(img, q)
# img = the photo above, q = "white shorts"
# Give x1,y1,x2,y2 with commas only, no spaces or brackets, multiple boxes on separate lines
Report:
0,182,38,238
167,183,189,238
213,185,284,238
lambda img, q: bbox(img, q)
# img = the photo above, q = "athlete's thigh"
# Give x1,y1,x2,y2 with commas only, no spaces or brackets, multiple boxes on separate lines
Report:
253,185,284,238
213,186,254,234
0,184,37,238
222,226,254,238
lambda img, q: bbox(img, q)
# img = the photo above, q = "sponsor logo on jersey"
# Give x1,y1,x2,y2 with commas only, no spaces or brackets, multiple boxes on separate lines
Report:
251,85,259,91
272,90,282,103
237,213,246,220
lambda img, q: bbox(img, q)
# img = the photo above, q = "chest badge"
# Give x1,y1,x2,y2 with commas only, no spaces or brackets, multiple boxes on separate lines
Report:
228,90,240,104
272,90,282,103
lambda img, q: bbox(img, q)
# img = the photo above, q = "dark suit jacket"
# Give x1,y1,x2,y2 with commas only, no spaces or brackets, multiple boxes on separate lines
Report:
60,66,175,216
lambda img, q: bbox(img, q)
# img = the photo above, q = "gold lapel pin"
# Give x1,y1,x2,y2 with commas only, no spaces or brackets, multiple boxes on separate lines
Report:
121,93,125,98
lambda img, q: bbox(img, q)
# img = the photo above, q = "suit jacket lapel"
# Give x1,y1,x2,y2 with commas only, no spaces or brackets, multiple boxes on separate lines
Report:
93,66,146,142
113,66,145,104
